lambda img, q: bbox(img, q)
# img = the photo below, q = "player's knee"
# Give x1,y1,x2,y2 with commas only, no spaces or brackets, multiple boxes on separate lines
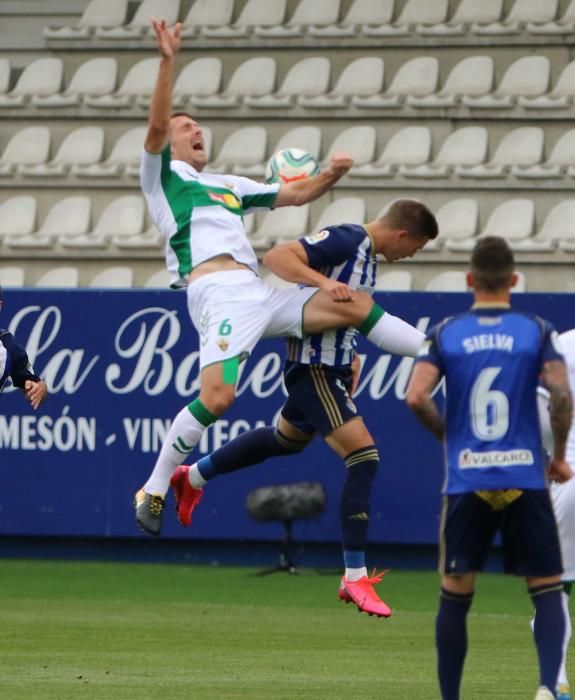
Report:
200,384,236,416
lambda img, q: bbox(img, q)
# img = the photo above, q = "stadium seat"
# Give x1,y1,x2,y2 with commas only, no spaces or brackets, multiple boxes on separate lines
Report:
457,127,544,178
0,58,63,107
245,57,331,108
407,56,494,107
0,196,37,240
362,0,448,36
0,58,10,95
89,267,134,288
353,57,439,108
20,127,105,177
463,56,550,108
309,0,394,37
519,60,575,109
35,267,80,288
61,196,145,249
0,266,25,287
96,0,181,38
314,198,366,231
6,196,91,248
180,0,234,36
512,129,575,179
322,126,376,168
73,127,147,178
434,198,480,252
191,57,276,108
43,0,129,38
374,270,413,291
250,206,310,249
447,199,535,252
85,58,160,108
143,58,223,108
400,127,488,178
418,0,503,35
473,0,558,34
425,271,469,292
299,57,384,108
527,0,575,33
255,0,341,37
350,127,432,177
143,269,171,288
113,223,163,250
202,0,287,37
512,200,575,252
208,126,267,174
0,127,51,176
32,58,118,107
241,126,322,178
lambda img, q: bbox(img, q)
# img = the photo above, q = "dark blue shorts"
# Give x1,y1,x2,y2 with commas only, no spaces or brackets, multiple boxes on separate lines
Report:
281,362,360,437
440,489,563,578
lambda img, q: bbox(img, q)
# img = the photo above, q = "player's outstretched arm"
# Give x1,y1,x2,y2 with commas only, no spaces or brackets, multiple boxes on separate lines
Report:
145,18,181,154
542,358,573,481
406,361,445,441
274,152,353,207
262,241,353,301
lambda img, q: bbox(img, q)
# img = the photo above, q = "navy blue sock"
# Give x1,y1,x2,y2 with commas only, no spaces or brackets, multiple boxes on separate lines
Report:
340,446,379,560
197,427,308,481
530,582,566,691
436,587,474,700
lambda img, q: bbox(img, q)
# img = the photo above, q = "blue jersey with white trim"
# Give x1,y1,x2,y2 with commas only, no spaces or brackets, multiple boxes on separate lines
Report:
285,224,377,366
416,306,564,494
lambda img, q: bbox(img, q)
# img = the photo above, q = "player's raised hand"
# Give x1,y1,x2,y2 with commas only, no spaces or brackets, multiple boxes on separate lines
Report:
327,151,353,177
151,18,181,59
320,278,354,302
23,379,48,410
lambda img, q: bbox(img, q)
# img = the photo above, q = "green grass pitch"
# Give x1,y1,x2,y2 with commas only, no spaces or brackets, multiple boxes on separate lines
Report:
0,559,567,699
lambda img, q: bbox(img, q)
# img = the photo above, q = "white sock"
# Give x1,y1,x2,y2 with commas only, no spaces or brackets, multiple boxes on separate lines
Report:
144,407,207,496
345,566,368,582
558,591,572,686
188,463,207,488
364,312,424,357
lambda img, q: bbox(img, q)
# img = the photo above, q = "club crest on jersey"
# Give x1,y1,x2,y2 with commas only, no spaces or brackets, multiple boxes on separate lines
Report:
208,191,241,209
217,339,229,351
304,229,330,245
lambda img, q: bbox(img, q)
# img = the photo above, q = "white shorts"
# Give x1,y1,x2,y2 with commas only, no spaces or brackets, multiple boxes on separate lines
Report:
551,479,575,581
186,270,317,371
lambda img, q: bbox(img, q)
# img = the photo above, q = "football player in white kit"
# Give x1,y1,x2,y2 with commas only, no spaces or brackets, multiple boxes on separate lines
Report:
134,18,433,535
538,328,575,700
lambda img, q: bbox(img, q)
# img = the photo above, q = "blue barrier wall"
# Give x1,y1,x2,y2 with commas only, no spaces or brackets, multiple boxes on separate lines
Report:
1,290,572,545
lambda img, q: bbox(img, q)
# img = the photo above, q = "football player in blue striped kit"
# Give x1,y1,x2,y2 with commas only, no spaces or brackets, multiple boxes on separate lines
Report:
171,199,438,617
406,236,573,700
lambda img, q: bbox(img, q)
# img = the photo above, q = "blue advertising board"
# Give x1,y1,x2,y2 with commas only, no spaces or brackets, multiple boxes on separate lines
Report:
0,290,572,545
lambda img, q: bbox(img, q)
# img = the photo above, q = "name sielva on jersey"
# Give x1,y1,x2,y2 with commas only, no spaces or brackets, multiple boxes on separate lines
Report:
462,333,514,354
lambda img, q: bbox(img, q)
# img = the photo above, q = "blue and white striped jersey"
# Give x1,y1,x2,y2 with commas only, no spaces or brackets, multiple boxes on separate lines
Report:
0,329,40,398
286,223,377,366
416,305,564,494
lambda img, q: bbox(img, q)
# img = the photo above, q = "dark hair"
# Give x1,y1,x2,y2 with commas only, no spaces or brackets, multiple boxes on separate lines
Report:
383,199,438,240
471,236,515,292
170,111,196,121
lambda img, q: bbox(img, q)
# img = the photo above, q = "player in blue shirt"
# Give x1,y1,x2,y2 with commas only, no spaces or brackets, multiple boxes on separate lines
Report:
0,292,47,409
170,199,438,618
406,236,573,700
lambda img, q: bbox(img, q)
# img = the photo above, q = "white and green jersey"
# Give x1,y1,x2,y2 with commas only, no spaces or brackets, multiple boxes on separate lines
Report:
141,147,280,287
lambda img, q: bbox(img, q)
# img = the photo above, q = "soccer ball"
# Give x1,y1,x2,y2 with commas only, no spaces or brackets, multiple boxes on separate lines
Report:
265,148,320,184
